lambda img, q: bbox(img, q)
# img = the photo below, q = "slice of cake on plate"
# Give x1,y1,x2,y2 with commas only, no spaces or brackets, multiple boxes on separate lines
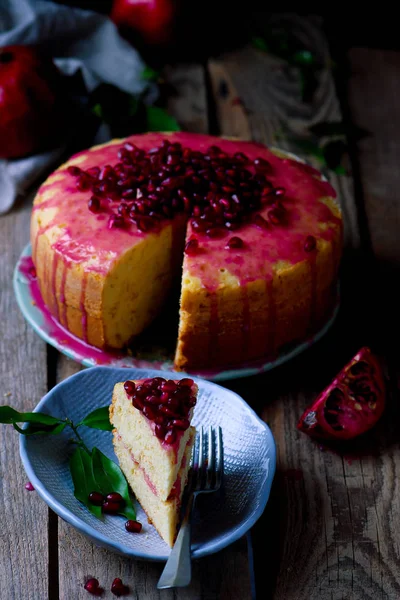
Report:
109,376,197,546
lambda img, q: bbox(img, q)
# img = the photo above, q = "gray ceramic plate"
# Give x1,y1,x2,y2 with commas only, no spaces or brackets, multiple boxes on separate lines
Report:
20,366,276,561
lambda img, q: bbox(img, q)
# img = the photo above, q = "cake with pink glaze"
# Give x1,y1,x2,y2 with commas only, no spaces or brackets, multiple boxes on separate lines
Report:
109,377,197,546
31,132,342,370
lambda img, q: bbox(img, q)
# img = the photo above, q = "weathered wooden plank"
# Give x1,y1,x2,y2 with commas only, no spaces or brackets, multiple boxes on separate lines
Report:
346,47,400,600
57,63,252,599
0,197,50,599
207,19,373,599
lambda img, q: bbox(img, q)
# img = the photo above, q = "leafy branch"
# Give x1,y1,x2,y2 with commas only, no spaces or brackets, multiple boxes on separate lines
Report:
89,80,180,139
251,25,324,103
276,120,370,175
0,405,136,522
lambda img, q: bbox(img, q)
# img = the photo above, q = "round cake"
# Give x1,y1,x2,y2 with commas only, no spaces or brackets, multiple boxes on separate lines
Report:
31,132,342,371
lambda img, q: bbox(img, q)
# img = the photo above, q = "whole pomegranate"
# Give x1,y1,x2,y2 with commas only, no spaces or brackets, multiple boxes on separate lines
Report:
111,0,178,48
0,45,62,160
297,347,386,441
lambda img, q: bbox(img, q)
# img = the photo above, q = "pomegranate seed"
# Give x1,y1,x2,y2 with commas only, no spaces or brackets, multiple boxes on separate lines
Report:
125,519,142,533
135,384,147,397
111,578,129,597
108,215,125,229
160,406,179,418
166,398,180,412
164,429,177,444
143,405,156,420
106,492,124,504
87,166,100,178
154,414,165,425
178,378,194,388
273,187,286,197
159,392,170,403
187,395,197,407
226,236,244,249
99,165,113,181
25,482,35,491
206,228,224,238
88,196,101,213
185,238,199,256
172,419,190,430
146,394,161,405
102,501,120,514
84,577,103,596
77,174,91,191
155,424,166,439
268,209,282,225
67,165,81,176
131,396,145,412
124,380,135,395
28,266,37,278
254,157,271,170
253,214,269,229
304,235,317,252
88,491,104,506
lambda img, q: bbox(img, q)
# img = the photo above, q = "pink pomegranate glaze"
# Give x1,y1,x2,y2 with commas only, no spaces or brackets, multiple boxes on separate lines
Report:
32,132,341,291
119,435,186,500
19,256,125,365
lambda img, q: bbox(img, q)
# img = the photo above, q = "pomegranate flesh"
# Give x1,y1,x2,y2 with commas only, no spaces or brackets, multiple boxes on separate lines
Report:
297,347,385,441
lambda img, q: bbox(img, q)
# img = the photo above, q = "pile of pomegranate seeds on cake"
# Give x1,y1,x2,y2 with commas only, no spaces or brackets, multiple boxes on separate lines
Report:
67,140,288,237
124,377,196,444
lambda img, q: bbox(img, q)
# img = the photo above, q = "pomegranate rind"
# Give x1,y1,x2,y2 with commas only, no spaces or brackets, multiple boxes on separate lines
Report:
297,347,385,441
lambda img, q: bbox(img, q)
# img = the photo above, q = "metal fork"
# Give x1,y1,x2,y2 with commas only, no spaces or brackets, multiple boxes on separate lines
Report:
157,426,223,589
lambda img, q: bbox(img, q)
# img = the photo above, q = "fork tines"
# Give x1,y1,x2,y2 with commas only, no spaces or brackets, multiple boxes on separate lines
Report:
191,426,223,493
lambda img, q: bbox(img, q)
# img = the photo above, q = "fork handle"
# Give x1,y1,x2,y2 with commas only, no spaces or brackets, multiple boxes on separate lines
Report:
157,494,195,589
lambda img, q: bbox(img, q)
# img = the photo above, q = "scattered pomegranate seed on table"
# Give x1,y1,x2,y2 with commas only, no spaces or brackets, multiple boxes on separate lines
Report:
24,482,34,491
111,577,129,597
84,577,103,596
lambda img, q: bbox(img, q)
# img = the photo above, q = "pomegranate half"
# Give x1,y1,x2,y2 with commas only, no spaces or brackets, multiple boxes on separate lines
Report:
297,347,385,441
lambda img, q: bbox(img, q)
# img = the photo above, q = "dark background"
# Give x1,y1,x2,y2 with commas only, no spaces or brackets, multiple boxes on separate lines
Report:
53,2,398,55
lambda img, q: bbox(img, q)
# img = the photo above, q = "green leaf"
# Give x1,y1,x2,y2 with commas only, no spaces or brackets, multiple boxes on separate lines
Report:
91,103,104,119
127,95,139,117
322,139,347,170
333,164,347,175
79,407,113,431
145,106,180,132
292,49,315,66
14,422,67,436
251,36,269,52
288,138,325,161
0,406,63,426
69,447,102,518
92,447,136,520
309,121,370,141
141,65,161,81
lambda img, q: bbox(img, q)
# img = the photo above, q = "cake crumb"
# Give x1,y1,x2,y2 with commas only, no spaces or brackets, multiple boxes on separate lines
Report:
31,301,36,306
4,391,11,397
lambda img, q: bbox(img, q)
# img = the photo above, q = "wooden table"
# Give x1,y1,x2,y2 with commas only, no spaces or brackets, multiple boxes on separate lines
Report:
1,16,399,600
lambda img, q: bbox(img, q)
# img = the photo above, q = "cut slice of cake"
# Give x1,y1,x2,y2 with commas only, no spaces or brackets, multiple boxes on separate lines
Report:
109,376,197,546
